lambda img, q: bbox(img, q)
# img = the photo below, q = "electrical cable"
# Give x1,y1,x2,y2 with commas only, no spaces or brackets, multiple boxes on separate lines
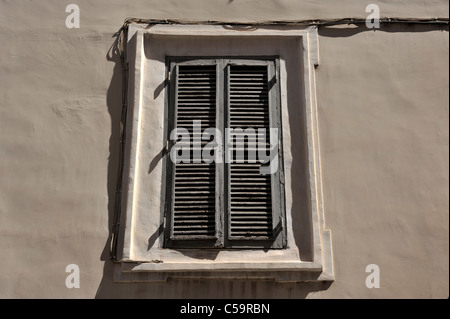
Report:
122,17,449,27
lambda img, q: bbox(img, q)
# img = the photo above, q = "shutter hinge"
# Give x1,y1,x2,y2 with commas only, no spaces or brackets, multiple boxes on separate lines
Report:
165,140,170,153
168,70,171,83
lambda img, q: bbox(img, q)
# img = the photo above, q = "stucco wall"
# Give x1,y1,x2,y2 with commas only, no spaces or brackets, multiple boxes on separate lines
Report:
0,0,448,298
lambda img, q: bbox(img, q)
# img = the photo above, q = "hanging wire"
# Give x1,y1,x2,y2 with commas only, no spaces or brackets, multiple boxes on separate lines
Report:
109,22,128,261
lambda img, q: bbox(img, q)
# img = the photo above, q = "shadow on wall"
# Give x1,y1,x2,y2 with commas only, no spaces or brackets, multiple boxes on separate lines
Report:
95,27,123,298
318,21,448,38
95,21,449,298
95,26,333,299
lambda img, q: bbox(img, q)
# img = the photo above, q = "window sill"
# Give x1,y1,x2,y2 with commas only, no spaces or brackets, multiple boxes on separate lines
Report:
114,259,333,283
114,227,333,283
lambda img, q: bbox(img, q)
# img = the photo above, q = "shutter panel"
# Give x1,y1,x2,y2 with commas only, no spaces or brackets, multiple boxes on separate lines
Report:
228,65,274,240
171,65,217,240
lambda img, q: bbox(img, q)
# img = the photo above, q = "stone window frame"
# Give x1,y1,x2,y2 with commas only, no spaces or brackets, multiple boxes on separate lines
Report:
114,23,333,283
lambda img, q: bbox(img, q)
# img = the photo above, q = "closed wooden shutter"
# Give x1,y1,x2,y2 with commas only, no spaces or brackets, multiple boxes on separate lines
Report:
165,57,285,249
170,64,218,241
227,65,273,240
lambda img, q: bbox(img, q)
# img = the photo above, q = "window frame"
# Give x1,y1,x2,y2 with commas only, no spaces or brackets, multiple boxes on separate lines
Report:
164,57,287,249
113,23,334,283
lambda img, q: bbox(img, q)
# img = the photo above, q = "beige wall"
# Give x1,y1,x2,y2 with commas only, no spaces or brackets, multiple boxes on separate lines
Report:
0,0,448,298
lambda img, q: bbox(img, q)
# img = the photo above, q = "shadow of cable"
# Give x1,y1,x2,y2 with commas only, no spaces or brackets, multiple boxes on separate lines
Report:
319,22,448,38
95,27,125,299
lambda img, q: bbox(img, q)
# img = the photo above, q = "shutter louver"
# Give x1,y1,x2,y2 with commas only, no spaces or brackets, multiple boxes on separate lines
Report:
172,65,217,239
228,65,273,239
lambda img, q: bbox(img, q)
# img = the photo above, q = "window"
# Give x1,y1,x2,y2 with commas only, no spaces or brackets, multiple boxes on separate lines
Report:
164,57,286,249
113,23,334,283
